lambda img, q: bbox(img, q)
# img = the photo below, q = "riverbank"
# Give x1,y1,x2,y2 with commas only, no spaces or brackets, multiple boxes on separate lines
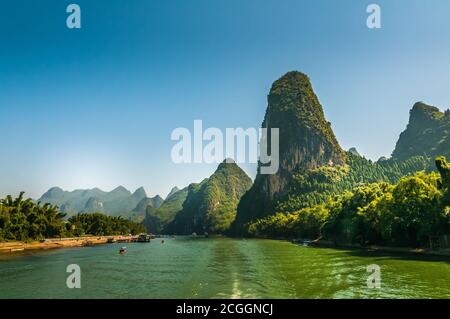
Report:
0,235,134,253
291,238,450,257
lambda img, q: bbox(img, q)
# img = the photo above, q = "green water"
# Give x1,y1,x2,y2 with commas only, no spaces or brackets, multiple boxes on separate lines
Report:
0,237,449,298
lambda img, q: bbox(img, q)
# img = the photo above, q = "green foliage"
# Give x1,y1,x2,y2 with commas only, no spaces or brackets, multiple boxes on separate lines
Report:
248,156,450,247
436,156,450,205
68,213,145,236
0,192,67,241
142,187,188,234
276,152,430,212
248,205,328,239
168,160,252,234
266,71,346,161
0,192,145,241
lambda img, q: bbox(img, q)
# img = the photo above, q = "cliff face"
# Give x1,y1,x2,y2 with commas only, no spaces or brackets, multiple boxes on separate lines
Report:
231,71,346,232
167,160,252,234
392,102,450,161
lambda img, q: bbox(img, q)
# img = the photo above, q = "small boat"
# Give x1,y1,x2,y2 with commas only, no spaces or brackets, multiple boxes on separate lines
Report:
292,239,313,246
136,234,151,243
10,248,25,252
84,240,95,247
119,247,127,254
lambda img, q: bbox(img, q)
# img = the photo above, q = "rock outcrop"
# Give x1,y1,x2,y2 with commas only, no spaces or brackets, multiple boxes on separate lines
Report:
231,71,346,233
392,102,450,161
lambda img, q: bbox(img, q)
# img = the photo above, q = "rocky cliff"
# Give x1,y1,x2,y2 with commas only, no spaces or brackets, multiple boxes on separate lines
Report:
231,71,346,232
392,102,450,161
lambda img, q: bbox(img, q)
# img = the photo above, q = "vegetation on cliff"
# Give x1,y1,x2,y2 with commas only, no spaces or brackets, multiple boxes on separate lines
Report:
168,160,252,234
393,102,450,162
232,71,347,232
248,157,450,247
142,187,188,234
276,152,430,212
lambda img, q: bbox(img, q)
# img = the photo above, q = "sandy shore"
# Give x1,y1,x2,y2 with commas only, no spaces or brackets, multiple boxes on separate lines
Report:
0,235,134,253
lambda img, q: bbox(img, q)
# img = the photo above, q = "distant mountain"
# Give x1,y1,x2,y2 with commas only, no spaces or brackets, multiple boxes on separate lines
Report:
167,159,252,235
166,186,180,199
142,187,189,234
149,195,164,209
38,186,149,218
392,102,450,162
128,195,165,222
82,197,104,213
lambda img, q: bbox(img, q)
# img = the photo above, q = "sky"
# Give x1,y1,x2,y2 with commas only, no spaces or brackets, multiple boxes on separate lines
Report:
1,0,450,199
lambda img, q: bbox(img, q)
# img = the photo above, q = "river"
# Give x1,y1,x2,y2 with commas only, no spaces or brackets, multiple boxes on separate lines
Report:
0,237,449,298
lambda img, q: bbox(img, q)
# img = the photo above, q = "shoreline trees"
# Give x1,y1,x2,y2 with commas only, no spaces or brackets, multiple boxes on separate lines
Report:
0,193,144,242
247,156,450,247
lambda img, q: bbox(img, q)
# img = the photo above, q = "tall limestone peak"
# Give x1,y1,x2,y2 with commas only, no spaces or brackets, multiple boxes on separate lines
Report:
262,71,345,171
409,102,442,126
231,71,346,233
392,102,450,161
260,71,345,196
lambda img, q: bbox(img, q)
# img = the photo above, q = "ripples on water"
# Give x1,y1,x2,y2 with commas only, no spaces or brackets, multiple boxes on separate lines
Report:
0,237,449,298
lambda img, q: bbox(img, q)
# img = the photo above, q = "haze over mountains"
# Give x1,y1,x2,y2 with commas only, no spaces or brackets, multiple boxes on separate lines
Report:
38,186,163,220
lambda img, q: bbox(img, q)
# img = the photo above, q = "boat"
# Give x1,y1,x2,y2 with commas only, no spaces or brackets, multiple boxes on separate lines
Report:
84,240,95,247
136,234,151,243
10,248,25,252
292,239,313,246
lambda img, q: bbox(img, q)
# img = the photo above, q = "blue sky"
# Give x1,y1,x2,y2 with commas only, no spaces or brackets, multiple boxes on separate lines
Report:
1,0,450,198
